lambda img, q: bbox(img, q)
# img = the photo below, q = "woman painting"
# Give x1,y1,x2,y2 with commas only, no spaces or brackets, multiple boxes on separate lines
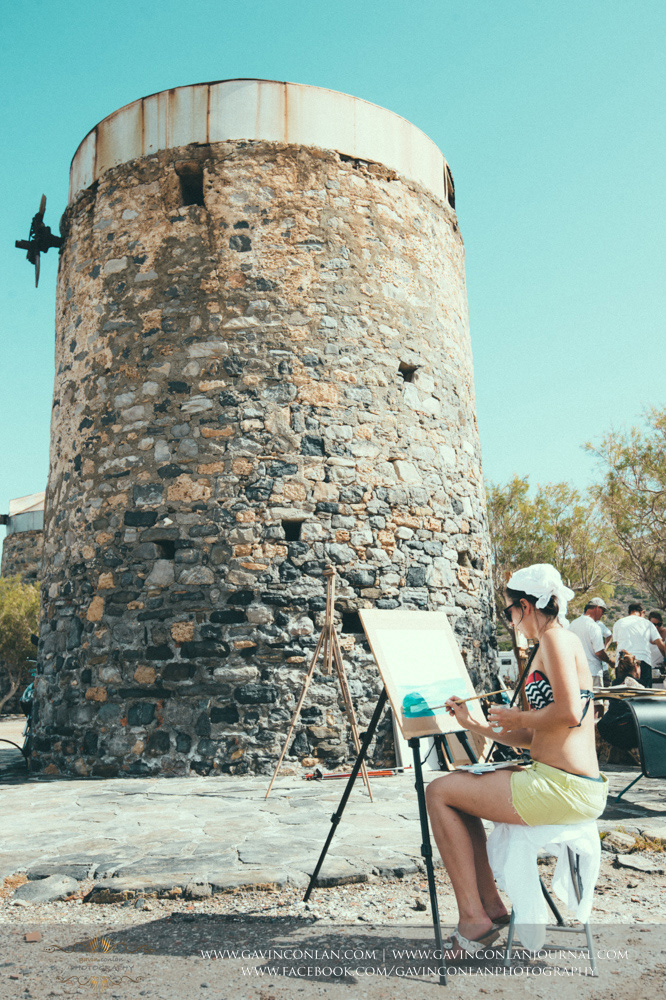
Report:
425,563,608,956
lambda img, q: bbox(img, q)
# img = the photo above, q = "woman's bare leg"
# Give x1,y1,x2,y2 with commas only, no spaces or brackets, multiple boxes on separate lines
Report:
426,790,492,940
457,812,509,921
425,769,525,939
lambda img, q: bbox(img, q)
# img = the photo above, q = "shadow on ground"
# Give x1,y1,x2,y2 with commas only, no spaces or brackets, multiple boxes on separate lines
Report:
14,916,633,983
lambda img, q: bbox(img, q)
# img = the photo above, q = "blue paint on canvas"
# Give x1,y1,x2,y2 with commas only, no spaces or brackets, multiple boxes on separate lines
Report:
400,679,469,718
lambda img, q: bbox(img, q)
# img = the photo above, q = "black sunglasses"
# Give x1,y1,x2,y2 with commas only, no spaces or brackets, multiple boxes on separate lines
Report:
502,601,520,624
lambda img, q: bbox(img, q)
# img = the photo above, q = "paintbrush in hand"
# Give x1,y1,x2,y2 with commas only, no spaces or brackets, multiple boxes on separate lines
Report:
428,689,506,713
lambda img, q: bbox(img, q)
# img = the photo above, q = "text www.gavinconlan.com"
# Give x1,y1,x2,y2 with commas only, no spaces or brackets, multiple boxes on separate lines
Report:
198,946,630,978
199,948,629,962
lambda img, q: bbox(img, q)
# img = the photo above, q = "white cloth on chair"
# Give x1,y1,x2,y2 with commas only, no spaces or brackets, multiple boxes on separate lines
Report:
486,820,601,951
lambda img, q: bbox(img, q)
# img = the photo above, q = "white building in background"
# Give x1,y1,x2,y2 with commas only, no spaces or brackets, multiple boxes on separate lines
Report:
0,492,45,581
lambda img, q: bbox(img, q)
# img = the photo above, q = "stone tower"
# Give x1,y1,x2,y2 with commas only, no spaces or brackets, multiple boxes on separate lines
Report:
33,80,495,777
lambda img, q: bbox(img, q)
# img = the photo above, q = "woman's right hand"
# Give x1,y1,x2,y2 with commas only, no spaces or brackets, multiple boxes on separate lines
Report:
445,696,473,728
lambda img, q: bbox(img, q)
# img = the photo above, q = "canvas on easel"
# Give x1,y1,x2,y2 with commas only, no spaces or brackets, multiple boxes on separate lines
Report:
359,608,491,761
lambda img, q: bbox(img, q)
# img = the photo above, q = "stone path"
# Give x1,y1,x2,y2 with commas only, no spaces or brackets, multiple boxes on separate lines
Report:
2,713,665,904
1,767,425,901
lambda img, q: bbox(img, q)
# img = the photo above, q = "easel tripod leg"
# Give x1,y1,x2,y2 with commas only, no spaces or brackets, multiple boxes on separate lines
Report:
456,732,478,764
332,630,373,800
304,690,387,902
409,737,447,986
265,627,326,798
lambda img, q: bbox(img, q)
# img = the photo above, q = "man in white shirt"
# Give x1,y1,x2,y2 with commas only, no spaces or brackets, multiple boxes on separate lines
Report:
612,603,666,688
569,598,612,714
598,620,611,647
598,620,612,684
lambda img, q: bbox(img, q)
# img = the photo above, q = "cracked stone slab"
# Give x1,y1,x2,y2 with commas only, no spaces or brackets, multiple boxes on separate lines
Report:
285,798,333,811
0,854,33,878
78,854,144,879
355,858,422,878
300,859,369,888
274,815,337,831
87,876,194,903
36,840,127,854
113,852,237,876
14,875,80,904
602,830,637,852
209,869,305,893
26,861,97,882
184,882,213,899
615,853,665,874
237,836,319,866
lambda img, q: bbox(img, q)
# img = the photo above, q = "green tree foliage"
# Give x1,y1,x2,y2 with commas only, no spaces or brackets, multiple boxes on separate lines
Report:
586,407,666,606
486,475,617,627
0,575,39,714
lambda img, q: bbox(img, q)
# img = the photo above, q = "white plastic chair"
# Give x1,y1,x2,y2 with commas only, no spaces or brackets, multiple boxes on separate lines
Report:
487,820,601,976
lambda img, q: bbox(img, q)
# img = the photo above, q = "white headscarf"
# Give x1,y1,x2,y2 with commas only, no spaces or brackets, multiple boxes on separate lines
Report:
506,563,574,626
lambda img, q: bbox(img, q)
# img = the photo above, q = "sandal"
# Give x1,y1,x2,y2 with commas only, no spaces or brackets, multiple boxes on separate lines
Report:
443,926,501,957
490,913,511,926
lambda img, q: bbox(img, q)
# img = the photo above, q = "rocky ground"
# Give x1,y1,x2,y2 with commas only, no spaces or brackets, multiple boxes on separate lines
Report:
1,840,665,999
2,714,665,999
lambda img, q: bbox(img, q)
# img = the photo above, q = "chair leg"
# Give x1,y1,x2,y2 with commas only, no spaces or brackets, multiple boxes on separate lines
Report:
616,773,643,801
501,840,600,976
503,910,516,968
568,847,598,977
567,847,583,904
584,921,598,976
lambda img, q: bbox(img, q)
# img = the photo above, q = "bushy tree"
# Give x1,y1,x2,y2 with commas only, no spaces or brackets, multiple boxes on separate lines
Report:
586,407,666,606
0,575,39,714
486,475,617,627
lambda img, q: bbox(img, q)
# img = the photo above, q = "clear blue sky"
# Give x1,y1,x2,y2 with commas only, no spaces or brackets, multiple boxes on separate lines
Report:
1,0,664,539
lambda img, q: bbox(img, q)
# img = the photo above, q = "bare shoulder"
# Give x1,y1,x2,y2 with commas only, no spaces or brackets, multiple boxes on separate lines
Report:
538,626,588,684
539,628,580,652
539,627,581,658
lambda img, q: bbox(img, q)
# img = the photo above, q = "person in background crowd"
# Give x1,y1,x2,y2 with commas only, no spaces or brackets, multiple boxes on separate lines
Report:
647,611,666,686
598,619,612,684
596,652,644,753
612,603,666,689
568,598,612,716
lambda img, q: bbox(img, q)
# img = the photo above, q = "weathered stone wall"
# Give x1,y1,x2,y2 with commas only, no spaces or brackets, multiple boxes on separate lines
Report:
33,140,495,777
1,530,43,583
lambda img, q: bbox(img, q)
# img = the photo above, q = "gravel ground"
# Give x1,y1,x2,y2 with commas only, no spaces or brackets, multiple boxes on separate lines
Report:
2,714,665,998
2,854,665,999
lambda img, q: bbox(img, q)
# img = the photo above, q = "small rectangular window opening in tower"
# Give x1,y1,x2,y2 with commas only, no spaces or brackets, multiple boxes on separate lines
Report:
282,520,302,541
156,540,176,560
398,362,419,383
341,611,362,634
176,162,205,207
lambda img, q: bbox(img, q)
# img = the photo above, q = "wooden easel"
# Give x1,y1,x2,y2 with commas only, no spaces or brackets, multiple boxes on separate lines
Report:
266,566,373,800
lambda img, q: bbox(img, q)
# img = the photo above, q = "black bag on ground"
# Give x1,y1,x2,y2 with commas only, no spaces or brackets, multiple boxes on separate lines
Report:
597,699,638,750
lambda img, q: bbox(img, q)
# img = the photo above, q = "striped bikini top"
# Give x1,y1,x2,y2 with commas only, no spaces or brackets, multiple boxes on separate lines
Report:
523,644,595,729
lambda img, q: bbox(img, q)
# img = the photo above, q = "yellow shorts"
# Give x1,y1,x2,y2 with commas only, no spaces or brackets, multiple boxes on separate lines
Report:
510,760,608,827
